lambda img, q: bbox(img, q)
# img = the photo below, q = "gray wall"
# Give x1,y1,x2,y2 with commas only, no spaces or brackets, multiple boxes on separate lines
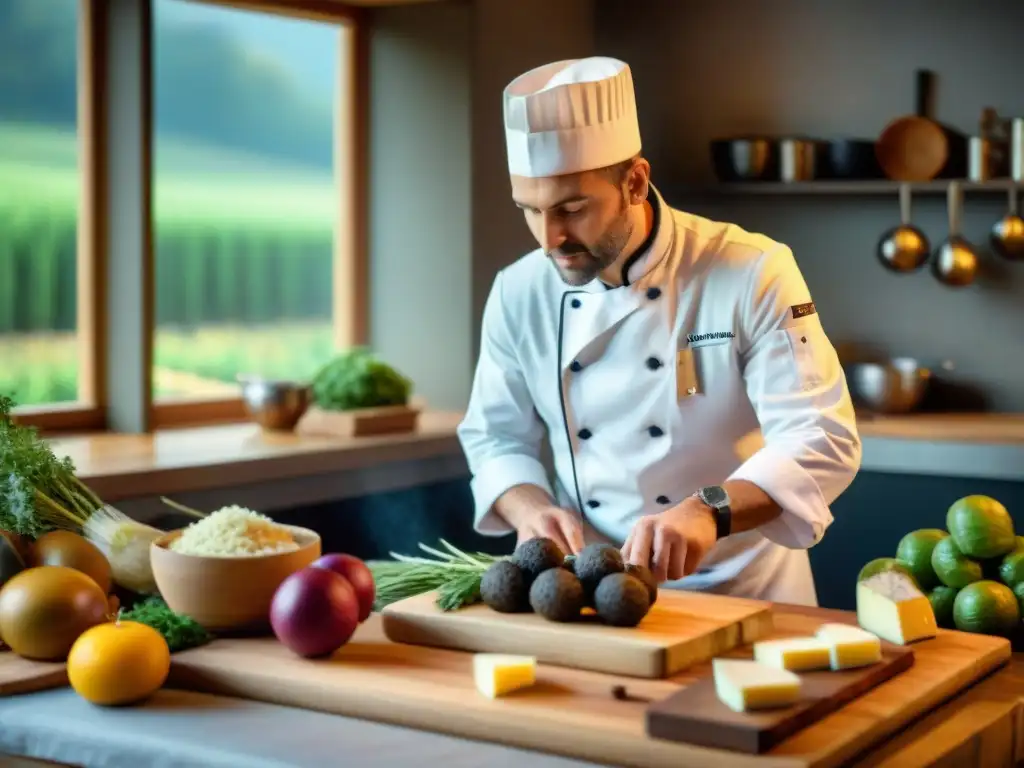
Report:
468,0,596,358
367,0,594,410
594,0,1024,411
367,1,473,410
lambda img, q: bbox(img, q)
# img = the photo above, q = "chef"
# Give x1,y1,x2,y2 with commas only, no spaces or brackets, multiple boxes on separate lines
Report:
456,56,862,606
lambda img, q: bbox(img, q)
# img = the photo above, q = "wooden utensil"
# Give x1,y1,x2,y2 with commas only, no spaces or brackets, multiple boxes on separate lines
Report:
990,184,1024,261
645,638,914,754
380,589,774,678
0,648,68,696
876,183,930,272
876,70,962,181
164,609,1011,768
931,181,979,287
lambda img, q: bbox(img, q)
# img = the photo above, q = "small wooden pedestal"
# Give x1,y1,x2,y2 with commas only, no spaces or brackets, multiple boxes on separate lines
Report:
294,404,421,438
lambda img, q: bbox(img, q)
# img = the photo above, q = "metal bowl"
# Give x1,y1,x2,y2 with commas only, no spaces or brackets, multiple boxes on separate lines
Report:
237,375,311,430
846,358,932,414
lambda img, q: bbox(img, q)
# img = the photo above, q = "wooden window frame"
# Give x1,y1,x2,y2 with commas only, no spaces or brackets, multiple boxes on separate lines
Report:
14,0,369,436
11,0,107,434
152,0,369,429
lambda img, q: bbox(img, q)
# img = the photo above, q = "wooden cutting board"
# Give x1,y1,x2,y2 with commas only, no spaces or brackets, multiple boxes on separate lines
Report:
165,606,1011,768
0,649,68,696
646,631,915,753
380,588,774,678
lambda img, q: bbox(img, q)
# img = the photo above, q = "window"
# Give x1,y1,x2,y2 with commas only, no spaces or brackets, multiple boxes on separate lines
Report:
1,0,102,429
3,0,364,435
150,0,363,427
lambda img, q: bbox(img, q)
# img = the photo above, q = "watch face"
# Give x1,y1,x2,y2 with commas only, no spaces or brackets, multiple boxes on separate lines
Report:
701,486,728,508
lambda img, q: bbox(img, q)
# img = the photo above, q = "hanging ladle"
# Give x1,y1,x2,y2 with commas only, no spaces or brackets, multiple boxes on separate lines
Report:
877,183,930,272
990,184,1024,261
931,180,979,287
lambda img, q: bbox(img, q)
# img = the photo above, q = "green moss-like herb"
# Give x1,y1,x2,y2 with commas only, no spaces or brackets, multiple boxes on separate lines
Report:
0,394,102,537
310,348,411,411
121,597,213,653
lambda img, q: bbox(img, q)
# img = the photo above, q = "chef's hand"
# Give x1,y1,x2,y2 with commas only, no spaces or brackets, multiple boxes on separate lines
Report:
513,505,585,556
621,499,717,582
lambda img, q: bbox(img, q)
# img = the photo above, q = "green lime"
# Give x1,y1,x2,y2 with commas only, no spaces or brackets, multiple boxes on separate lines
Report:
928,585,958,629
858,557,916,586
999,537,1024,588
895,529,948,591
953,580,1020,636
931,536,983,589
1013,581,1024,608
946,495,1016,560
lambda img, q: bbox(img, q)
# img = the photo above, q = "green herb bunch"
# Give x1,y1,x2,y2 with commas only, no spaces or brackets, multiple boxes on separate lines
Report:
0,394,104,537
121,596,213,653
311,347,412,411
370,539,507,612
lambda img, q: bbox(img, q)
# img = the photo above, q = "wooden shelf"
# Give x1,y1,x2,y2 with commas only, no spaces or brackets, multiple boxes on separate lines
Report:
46,410,464,502
667,179,1022,197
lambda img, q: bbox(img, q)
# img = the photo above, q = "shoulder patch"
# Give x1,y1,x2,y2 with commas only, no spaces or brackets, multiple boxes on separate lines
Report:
790,301,816,320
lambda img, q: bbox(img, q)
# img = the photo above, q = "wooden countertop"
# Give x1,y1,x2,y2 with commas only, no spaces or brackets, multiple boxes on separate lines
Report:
37,409,1024,504
856,412,1024,445
0,606,1022,767
47,410,465,502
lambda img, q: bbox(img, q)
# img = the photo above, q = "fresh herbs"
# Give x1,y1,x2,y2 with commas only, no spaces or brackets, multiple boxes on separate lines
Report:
370,539,507,612
121,596,213,653
0,394,104,537
310,347,412,411
0,395,205,593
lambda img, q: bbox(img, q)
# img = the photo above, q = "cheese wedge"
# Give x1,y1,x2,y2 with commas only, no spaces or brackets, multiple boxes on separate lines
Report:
753,636,832,672
857,570,938,645
472,653,537,698
712,658,801,713
815,623,882,670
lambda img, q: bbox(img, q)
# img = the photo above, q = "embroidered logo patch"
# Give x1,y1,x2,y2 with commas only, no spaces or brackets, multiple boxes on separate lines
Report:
687,330,735,348
791,301,817,319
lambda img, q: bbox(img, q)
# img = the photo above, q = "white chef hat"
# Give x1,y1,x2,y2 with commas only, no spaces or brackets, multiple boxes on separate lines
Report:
503,57,642,178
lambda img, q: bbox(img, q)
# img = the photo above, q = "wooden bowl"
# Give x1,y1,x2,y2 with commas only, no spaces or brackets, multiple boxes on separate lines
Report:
150,525,322,634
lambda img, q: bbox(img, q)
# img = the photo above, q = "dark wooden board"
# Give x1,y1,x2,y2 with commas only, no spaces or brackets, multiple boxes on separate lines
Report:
645,639,915,754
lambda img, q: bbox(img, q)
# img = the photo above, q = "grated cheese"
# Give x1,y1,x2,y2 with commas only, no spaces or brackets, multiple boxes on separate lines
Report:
169,505,298,557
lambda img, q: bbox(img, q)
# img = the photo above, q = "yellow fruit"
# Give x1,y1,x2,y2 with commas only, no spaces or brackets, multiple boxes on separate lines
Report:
67,620,171,706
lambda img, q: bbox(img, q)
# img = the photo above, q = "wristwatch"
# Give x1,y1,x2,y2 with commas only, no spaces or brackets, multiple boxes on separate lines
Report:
694,485,732,540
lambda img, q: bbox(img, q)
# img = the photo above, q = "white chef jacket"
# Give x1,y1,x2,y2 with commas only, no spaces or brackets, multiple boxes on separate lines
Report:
457,185,862,606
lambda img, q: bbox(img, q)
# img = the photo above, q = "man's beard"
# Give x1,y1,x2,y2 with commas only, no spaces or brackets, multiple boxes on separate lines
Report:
549,201,633,287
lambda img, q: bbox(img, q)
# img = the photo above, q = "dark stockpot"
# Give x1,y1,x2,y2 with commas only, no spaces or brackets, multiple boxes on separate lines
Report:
818,139,885,179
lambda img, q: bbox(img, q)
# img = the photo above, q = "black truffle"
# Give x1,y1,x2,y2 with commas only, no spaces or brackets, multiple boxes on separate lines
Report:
480,560,530,613
573,543,624,598
624,563,658,606
512,537,565,586
594,572,651,627
528,567,585,622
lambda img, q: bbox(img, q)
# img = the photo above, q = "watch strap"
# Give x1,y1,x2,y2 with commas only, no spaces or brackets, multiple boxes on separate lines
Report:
713,504,732,540
696,486,732,540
